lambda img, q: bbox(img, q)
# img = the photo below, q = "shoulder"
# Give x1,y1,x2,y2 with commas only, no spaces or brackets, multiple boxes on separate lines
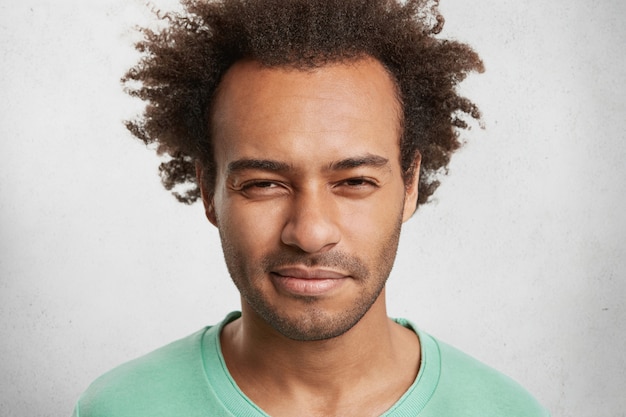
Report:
425,335,550,416
74,327,216,417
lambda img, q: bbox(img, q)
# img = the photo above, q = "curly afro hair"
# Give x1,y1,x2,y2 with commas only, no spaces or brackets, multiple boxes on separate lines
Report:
123,0,484,208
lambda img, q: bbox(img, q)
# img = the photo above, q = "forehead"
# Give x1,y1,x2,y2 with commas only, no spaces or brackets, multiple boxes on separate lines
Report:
210,57,402,164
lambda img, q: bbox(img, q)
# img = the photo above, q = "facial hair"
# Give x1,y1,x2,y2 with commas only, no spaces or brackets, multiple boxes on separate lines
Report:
218,213,403,342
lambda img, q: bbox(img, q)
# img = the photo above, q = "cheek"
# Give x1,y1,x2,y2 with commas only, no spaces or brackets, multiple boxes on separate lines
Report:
340,191,404,237
217,199,286,251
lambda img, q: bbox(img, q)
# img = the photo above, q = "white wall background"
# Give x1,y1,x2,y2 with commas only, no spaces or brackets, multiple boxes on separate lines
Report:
1,0,624,416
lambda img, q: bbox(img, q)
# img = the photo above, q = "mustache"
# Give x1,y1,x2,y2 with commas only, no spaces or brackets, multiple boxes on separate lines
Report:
261,250,369,277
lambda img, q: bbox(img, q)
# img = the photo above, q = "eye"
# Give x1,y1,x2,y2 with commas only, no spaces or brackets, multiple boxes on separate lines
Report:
334,177,379,197
244,181,278,189
343,178,374,187
239,180,289,198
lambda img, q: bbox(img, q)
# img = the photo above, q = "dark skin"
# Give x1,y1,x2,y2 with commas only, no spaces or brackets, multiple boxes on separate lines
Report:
219,298,419,417
123,0,483,414
198,58,421,416
124,0,483,208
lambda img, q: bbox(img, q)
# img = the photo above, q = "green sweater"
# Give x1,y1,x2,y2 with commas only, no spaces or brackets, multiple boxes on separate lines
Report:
73,312,549,416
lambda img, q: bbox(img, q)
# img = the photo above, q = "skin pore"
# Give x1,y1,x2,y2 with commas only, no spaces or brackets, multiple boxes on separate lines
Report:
198,57,421,417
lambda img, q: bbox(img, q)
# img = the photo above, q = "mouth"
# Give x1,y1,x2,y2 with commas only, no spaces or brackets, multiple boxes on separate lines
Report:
270,267,349,297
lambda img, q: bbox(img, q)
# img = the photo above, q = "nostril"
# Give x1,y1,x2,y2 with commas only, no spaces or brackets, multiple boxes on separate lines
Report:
280,204,341,254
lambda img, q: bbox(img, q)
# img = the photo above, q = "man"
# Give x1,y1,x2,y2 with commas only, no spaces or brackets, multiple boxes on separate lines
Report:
74,0,549,415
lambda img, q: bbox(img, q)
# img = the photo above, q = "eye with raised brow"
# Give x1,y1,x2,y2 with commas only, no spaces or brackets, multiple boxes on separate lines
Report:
342,177,378,187
334,176,380,198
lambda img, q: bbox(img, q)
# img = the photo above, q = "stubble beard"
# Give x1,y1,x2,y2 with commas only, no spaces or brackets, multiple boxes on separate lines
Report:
219,216,403,342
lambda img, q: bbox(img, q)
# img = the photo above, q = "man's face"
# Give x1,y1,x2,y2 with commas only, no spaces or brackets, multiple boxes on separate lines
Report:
203,57,418,341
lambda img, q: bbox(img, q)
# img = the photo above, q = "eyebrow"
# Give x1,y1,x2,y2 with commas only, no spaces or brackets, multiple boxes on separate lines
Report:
227,159,292,175
226,154,389,175
328,154,389,170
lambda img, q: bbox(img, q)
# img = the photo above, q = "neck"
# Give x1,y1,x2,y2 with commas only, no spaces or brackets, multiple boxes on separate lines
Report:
220,289,421,416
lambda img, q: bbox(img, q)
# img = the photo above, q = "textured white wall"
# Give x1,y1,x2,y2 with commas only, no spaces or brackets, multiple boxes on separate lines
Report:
1,0,624,416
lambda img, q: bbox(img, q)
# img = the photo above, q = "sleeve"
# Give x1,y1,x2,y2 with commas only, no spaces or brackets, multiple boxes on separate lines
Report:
70,402,80,417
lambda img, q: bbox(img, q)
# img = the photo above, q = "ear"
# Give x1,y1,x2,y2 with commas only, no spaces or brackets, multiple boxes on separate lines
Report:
196,163,218,227
402,153,421,222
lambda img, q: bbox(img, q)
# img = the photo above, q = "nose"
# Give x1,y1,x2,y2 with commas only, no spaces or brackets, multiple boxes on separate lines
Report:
280,189,341,253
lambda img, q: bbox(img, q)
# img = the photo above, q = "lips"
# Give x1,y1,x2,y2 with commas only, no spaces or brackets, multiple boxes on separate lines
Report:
270,267,349,296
